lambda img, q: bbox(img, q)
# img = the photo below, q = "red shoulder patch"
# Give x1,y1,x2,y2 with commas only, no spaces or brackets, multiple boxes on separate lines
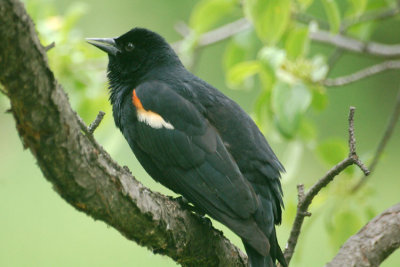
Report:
132,89,144,110
131,89,174,130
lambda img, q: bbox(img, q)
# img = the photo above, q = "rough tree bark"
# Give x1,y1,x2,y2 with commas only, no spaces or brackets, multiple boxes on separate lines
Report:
327,203,400,267
0,0,399,266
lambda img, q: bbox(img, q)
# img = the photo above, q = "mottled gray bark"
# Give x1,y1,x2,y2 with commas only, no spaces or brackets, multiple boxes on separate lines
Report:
0,0,247,266
326,203,400,267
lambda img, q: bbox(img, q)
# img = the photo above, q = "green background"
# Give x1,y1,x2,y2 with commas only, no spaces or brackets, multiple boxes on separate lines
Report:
1,0,399,266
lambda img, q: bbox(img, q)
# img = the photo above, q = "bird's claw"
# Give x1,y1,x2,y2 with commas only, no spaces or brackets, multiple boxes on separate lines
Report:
172,196,206,216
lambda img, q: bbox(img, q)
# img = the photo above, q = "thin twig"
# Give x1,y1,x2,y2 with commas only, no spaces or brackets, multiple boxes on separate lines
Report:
172,4,400,58
327,48,344,74
296,184,311,217
282,107,369,266
174,21,191,37
352,89,400,192
348,106,371,181
88,111,105,134
310,30,400,58
77,114,90,134
324,60,400,87
292,12,330,30
342,7,400,30
297,184,306,203
199,18,251,46
77,111,105,136
327,6,400,76
44,41,55,51
173,17,400,58
173,19,251,51
348,106,356,155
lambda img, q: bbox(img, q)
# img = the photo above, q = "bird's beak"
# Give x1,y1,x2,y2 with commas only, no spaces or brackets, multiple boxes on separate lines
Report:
86,38,119,56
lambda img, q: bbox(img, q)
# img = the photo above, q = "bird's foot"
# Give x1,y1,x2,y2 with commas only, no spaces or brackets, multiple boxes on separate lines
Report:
172,196,206,216
171,196,214,229
199,215,212,228
173,195,189,206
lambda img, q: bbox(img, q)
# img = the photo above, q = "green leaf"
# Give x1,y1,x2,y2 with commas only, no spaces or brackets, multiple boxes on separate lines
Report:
296,0,314,11
298,118,317,141
347,21,374,41
189,0,236,33
259,65,276,91
317,138,347,166
254,65,276,127
272,82,312,138
223,30,259,70
224,41,247,71
285,26,310,59
311,86,328,111
328,209,362,248
364,0,390,12
364,206,376,221
346,0,367,18
64,3,88,33
244,0,291,44
254,89,272,130
322,0,341,33
226,60,262,89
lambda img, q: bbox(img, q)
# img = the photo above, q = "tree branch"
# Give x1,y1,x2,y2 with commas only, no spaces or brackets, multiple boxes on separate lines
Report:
174,14,400,58
0,0,247,266
172,18,251,51
327,5,400,74
87,110,106,134
310,30,400,57
44,41,55,51
324,60,400,87
326,203,400,267
282,107,369,266
292,12,330,30
341,6,400,30
352,89,400,192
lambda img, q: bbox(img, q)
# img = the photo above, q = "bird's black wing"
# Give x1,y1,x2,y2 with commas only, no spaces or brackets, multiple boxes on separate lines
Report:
120,81,269,255
185,78,287,265
188,79,285,223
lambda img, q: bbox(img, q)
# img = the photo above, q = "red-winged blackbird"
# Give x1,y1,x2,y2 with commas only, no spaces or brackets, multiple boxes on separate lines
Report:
87,28,286,267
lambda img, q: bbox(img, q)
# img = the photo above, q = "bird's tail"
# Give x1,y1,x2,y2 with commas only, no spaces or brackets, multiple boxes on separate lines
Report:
243,236,286,267
244,242,274,267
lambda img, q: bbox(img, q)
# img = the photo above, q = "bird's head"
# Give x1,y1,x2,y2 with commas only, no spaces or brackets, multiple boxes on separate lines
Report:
87,28,182,87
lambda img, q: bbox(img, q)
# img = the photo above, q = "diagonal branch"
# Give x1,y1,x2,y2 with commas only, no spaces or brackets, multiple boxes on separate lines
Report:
281,107,369,266
87,110,106,134
326,203,400,267
0,0,247,266
341,6,400,30
324,60,400,87
327,6,400,75
172,18,251,51
310,30,400,57
174,17,400,58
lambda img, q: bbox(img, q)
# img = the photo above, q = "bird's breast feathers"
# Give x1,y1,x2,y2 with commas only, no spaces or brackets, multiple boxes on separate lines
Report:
132,89,174,129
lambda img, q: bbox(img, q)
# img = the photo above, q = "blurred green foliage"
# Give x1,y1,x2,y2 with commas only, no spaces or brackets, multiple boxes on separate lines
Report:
1,0,400,266
27,0,110,122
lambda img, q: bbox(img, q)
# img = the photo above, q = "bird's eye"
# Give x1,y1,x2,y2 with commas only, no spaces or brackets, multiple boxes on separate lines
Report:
125,42,135,52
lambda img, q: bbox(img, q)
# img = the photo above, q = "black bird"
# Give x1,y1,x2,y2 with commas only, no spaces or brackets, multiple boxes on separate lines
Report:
87,28,286,267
